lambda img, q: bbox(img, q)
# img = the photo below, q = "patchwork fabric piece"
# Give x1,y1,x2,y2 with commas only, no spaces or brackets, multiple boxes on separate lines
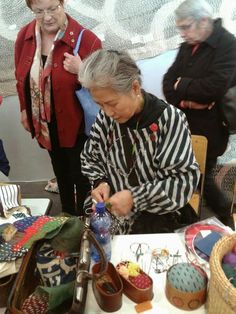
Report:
0,184,21,218
0,216,69,262
0,242,28,262
13,216,39,232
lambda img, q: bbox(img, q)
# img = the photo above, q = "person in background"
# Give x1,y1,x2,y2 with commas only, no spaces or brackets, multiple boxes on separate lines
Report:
0,139,10,182
14,0,102,216
79,49,200,234
0,96,10,182
163,0,236,227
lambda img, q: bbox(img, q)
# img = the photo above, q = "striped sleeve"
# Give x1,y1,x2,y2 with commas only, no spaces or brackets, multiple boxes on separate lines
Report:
130,105,200,214
81,111,109,186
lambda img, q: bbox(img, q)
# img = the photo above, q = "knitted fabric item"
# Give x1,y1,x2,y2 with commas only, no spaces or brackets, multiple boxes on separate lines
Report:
0,242,28,262
21,292,48,314
12,216,69,250
0,216,68,262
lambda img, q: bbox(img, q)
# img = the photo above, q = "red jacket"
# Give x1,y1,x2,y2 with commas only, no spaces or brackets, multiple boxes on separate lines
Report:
15,15,102,147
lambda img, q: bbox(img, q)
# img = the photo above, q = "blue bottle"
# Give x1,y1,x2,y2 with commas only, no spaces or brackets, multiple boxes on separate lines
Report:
90,202,112,262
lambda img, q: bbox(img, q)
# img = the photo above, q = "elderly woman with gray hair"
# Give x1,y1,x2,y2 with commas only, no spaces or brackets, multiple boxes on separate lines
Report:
163,0,236,228
80,49,200,234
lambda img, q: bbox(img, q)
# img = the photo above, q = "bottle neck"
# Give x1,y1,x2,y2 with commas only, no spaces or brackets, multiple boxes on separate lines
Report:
95,202,106,214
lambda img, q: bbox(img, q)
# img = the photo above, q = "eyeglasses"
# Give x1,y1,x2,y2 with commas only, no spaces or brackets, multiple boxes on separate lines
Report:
176,21,195,32
32,3,61,18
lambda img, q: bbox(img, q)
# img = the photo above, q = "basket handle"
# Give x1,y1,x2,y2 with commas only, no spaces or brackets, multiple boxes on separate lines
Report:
68,228,108,314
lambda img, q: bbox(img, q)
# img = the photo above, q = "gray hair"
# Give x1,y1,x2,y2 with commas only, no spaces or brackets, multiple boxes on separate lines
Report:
175,0,213,21
78,49,142,93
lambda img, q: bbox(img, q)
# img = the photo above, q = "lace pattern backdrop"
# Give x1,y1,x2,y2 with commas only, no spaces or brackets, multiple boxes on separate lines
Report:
0,0,236,96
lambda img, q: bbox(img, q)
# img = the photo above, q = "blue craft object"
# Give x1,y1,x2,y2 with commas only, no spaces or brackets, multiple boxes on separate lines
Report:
194,231,222,257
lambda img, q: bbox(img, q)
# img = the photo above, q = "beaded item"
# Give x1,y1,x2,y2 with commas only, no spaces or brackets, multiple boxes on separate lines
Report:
0,216,68,262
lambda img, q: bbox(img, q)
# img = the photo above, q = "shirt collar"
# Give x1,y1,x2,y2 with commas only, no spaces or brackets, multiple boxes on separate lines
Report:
204,18,222,48
24,14,83,52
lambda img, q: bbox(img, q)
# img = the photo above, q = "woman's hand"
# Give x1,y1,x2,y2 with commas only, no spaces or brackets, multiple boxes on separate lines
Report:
91,182,110,203
174,77,181,90
180,100,215,110
107,190,134,217
21,109,30,132
63,52,82,74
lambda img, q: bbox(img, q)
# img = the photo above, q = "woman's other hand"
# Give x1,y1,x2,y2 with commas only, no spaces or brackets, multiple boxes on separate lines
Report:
21,109,30,132
91,182,110,203
108,190,134,217
63,52,82,74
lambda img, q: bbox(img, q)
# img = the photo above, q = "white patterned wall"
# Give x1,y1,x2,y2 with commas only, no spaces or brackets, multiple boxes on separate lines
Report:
0,0,236,96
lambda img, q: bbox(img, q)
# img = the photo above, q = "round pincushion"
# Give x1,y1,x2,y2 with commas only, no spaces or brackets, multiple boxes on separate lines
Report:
165,263,208,310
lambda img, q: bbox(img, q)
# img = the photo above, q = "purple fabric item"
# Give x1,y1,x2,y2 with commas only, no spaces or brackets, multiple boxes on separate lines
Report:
223,252,236,267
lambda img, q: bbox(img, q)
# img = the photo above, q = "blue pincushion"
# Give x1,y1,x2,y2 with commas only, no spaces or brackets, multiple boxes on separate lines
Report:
167,263,207,292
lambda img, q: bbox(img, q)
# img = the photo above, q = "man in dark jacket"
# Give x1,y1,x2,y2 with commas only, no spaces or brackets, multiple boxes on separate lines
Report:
163,0,236,226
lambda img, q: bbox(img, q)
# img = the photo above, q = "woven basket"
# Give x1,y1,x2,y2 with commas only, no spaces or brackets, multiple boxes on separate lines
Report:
207,233,236,314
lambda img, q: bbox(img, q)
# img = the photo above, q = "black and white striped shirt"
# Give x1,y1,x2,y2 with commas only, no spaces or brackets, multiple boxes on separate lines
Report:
81,91,200,234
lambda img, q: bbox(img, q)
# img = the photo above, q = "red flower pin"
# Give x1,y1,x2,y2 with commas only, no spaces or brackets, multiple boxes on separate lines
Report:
149,123,158,141
149,123,158,132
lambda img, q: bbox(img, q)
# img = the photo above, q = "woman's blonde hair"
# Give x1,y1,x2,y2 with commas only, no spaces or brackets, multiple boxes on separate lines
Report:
25,0,64,9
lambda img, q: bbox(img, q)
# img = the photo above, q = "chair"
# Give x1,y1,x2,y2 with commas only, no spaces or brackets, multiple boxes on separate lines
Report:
189,135,208,217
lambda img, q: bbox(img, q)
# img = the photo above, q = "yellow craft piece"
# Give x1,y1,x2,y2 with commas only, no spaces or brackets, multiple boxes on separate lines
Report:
128,262,140,277
161,249,169,257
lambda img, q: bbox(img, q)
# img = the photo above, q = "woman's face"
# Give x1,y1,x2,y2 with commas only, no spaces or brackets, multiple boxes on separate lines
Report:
176,18,209,45
31,0,66,34
90,83,142,124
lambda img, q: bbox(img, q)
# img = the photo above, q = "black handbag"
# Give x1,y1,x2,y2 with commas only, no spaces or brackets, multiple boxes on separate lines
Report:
221,85,236,134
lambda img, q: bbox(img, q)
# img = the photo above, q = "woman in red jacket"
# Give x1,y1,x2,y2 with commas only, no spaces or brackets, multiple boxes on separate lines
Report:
15,0,102,216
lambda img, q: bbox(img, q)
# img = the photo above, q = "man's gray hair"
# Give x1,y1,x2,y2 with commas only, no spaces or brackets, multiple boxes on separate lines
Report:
175,0,213,21
79,49,142,93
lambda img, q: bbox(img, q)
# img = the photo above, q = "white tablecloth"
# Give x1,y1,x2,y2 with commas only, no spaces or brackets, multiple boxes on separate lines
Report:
84,233,207,314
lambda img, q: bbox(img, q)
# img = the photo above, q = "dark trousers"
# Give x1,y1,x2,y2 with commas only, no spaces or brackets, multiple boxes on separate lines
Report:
131,204,199,234
48,119,90,216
